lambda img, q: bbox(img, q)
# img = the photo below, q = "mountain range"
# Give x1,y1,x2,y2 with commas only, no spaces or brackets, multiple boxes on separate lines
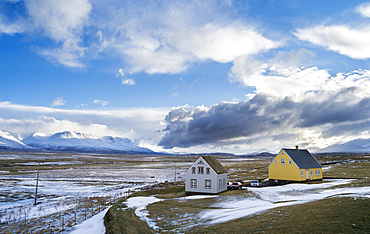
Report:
1,130,369,154
0,130,154,154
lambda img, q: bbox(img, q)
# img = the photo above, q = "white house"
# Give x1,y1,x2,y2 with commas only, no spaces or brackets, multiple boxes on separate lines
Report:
185,156,228,195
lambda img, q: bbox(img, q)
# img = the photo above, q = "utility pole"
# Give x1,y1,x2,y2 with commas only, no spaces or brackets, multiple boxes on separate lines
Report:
174,161,176,182
34,162,40,205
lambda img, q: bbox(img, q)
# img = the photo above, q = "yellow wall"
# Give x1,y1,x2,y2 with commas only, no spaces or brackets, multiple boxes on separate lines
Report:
268,149,323,181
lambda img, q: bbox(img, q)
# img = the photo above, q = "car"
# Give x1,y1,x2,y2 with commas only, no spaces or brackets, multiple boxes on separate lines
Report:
250,180,259,187
228,182,242,190
227,182,232,189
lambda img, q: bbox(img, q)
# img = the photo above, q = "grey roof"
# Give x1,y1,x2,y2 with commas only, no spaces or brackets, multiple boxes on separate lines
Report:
283,148,322,169
201,156,228,174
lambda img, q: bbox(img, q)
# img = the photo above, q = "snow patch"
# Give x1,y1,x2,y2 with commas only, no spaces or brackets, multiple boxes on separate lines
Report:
179,195,218,200
201,179,370,224
70,207,110,234
125,196,162,230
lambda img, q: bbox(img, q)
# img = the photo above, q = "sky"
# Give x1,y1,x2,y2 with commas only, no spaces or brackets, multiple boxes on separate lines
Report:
0,0,370,154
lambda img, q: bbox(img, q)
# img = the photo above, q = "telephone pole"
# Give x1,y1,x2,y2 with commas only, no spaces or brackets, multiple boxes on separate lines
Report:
34,162,40,205
174,161,177,182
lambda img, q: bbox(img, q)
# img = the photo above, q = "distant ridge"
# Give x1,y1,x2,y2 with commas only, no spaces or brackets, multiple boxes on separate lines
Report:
320,138,370,153
0,130,154,154
0,130,31,150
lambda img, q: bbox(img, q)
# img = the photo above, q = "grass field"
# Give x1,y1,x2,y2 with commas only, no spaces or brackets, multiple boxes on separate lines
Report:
104,154,370,233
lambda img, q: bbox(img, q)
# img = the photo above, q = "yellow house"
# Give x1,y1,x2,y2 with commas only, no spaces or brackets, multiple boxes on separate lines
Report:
268,147,322,182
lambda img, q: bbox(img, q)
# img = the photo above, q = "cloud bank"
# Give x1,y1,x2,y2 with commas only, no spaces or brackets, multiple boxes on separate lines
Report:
159,63,370,153
0,102,168,149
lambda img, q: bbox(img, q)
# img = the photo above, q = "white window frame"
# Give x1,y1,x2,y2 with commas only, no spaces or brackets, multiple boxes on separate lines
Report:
310,170,313,176
219,179,222,188
318,169,321,175
192,167,196,174
190,179,197,188
301,170,304,177
289,160,292,165
205,180,211,189
223,178,226,187
274,160,277,164
281,158,285,164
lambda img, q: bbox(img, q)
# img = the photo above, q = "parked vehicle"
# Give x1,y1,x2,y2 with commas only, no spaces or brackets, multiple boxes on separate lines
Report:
229,182,242,190
227,182,232,189
250,180,259,187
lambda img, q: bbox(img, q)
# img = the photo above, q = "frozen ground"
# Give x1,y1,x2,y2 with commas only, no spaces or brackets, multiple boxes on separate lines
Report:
201,179,370,224
127,179,369,231
0,152,189,232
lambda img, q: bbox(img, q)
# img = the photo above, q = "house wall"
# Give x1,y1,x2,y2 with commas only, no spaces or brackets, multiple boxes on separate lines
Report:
185,158,227,194
269,149,323,181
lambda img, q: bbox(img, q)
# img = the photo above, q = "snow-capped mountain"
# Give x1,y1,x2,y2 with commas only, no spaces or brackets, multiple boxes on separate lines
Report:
0,130,31,150
320,138,370,153
21,131,154,154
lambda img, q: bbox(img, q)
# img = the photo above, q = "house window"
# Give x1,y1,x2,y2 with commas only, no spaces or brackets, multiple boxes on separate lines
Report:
318,170,321,175
190,179,197,188
206,168,210,174
315,169,317,175
205,180,211,189
198,167,204,174
310,170,313,176
301,170,304,177
198,160,204,164
274,160,277,164
289,160,292,165
192,167,196,174
282,152,284,155
219,179,222,188
281,158,285,164
223,178,226,187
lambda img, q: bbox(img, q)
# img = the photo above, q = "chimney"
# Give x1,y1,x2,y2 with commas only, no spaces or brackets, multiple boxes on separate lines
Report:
295,145,299,151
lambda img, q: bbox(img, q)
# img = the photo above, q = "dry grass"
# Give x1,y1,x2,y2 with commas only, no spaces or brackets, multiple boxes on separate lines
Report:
192,196,369,233
106,154,370,233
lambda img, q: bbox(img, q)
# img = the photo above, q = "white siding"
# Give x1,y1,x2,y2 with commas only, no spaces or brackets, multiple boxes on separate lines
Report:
185,157,227,194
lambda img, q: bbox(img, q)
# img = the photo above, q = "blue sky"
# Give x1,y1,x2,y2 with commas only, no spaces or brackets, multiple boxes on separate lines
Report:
1,0,370,154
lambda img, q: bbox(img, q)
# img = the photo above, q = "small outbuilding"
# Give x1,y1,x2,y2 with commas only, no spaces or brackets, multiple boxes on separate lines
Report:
268,146,322,182
185,156,228,195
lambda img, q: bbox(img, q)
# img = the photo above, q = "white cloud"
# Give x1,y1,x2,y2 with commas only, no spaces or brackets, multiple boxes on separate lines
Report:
0,101,169,143
0,115,113,139
2,1,279,72
25,0,92,67
172,23,279,63
93,99,109,106
95,1,279,74
0,22,23,35
51,97,67,107
119,23,278,74
116,68,135,85
121,79,135,86
357,2,370,18
116,68,125,78
229,52,370,101
295,25,370,60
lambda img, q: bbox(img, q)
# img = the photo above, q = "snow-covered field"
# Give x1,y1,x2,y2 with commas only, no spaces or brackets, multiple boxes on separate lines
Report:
202,179,370,224
0,152,189,233
123,179,369,232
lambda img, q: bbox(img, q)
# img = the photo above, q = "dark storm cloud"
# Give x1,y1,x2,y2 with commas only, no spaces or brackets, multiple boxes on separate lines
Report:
159,89,370,149
297,89,370,127
322,120,370,138
159,94,299,148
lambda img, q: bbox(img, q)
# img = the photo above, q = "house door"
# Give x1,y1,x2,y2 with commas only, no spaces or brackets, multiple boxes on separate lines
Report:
306,169,309,180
